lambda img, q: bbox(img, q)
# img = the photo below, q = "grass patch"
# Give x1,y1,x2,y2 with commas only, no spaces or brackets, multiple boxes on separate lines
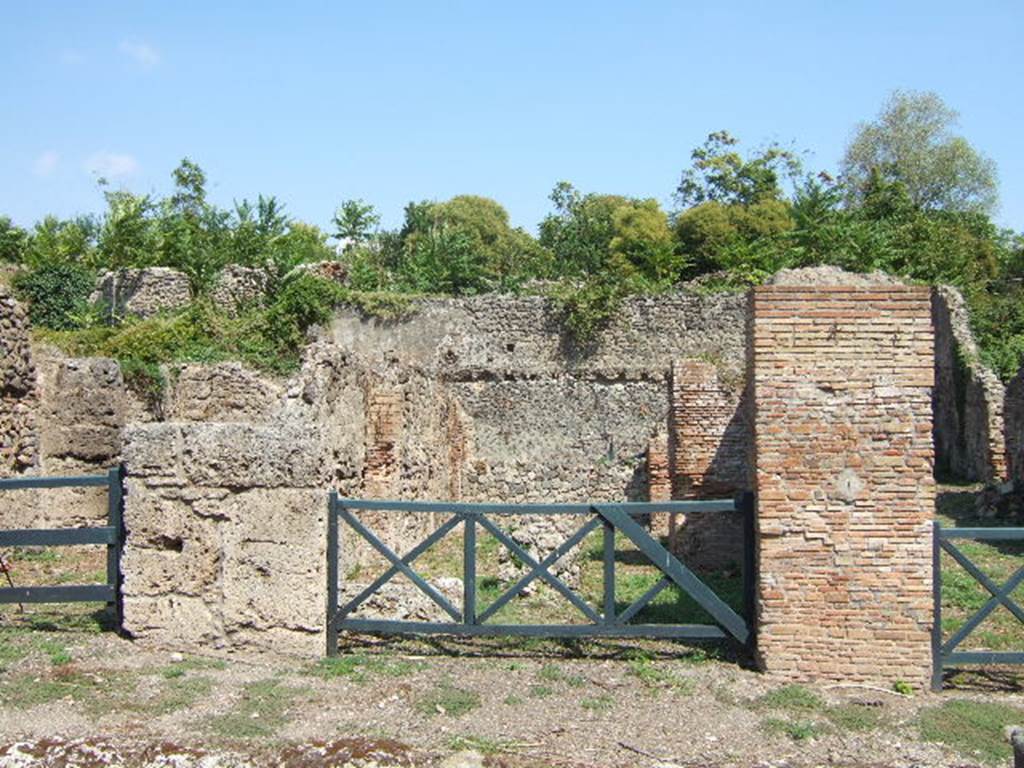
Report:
148,675,213,716
626,655,693,694
415,683,480,717
527,684,553,699
446,735,513,755
920,699,1024,765
826,704,882,732
0,665,135,713
762,717,826,741
537,663,585,687
207,679,300,739
581,694,614,713
152,657,227,680
755,684,824,712
309,654,425,683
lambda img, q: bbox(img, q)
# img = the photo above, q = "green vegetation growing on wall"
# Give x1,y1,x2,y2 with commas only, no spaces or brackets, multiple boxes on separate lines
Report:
3,90,1022,378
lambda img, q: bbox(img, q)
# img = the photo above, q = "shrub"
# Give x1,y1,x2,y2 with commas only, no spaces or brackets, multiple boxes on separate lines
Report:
13,262,96,329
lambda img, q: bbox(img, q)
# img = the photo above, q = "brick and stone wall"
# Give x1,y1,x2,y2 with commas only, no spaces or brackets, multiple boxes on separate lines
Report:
752,284,935,686
666,359,750,568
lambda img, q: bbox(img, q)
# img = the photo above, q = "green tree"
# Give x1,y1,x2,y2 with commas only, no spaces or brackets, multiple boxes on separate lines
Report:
23,215,98,268
96,190,157,270
675,131,802,208
538,183,631,277
332,199,380,250
841,90,998,214
0,216,28,263
157,158,230,293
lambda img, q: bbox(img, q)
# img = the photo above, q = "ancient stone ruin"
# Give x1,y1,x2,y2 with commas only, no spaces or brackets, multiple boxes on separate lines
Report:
2,265,1022,687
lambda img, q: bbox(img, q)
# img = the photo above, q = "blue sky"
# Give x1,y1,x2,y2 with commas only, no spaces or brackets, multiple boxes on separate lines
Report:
2,2,1022,235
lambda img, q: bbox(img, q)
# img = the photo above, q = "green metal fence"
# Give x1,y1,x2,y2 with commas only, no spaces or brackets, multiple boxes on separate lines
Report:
327,493,756,655
932,520,1024,691
0,468,124,627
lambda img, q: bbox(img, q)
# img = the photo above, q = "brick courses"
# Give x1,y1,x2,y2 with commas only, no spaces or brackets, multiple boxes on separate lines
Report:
751,285,935,686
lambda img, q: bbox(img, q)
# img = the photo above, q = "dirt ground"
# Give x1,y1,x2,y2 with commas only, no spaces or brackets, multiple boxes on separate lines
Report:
0,608,1021,768
1,482,1022,767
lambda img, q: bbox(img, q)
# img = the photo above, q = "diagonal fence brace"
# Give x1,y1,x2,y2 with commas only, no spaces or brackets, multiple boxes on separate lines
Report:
338,513,462,619
592,504,750,644
940,538,1024,625
476,515,601,624
941,559,1024,655
337,506,462,622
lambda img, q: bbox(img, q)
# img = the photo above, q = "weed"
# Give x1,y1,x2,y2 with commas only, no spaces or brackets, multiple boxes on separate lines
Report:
892,680,913,695
755,684,824,712
158,656,227,679
626,657,693,693
207,679,300,739
446,735,512,755
581,695,614,713
503,694,523,706
415,683,480,717
762,717,826,741
537,663,585,687
920,699,1024,765
528,684,553,699
826,704,881,732
310,654,424,683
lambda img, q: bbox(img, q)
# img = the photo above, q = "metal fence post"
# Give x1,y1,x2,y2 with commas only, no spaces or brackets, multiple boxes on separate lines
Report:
931,519,943,692
602,516,616,624
739,492,757,655
326,491,340,657
106,465,124,632
463,514,476,625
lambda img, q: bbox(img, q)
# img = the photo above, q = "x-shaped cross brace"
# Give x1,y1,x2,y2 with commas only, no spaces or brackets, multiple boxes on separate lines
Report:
940,537,1024,654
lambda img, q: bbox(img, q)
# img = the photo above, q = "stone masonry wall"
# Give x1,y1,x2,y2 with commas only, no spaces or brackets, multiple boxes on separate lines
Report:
121,422,331,654
932,286,1007,482
0,288,38,476
752,285,935,686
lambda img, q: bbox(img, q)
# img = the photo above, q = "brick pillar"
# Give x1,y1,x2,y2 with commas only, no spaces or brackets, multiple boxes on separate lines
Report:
751,285,935,686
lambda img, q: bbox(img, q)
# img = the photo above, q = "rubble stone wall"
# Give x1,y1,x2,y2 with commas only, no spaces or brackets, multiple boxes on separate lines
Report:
0,288,38,477
932,286,1007,482
752,284,935,686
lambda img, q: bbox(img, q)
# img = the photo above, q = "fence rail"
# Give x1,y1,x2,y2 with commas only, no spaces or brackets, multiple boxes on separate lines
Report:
327,494,756,656
0,468,123,625
932,520,1024,691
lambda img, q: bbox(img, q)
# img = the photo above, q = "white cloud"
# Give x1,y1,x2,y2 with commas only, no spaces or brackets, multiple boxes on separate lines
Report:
84,151,139,179
118,39,160,68
33,150,59,178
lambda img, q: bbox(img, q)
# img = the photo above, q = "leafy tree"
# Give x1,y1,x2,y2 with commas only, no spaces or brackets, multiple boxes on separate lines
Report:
0,216,28,263
96,190,157,270
23,215,98,268
674,199,794,276
539,183,626,277
332,199,380,250
608,199,683,282
675,131,802,208
399,225,488,295
841,90,998,214
157,158,230,294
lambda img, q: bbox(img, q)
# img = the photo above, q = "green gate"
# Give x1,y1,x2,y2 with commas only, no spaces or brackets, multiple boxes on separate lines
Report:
0,468,124,627
932,520,1024,690
327,494,755,655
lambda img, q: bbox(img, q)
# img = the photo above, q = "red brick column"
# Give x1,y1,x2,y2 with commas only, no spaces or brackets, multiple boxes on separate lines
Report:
752,285,935,686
